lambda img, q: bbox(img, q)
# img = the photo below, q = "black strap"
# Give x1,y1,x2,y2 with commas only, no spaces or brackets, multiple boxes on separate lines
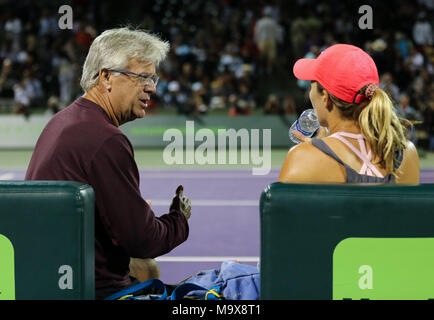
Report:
312,138,400,183
311,138,347,167
394,148,404,170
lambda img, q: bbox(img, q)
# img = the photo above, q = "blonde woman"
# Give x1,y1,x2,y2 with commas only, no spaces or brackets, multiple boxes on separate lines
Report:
279,44,419,184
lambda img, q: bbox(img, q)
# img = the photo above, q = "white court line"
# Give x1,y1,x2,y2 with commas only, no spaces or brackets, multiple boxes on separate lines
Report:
0,173,14,180
150,200,258,206
140,174,277,179
156,256,259,262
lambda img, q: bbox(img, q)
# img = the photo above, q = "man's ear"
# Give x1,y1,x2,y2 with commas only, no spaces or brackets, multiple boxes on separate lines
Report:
99,69,112,92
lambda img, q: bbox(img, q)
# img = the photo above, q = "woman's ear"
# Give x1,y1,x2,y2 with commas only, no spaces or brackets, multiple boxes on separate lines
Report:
322,90,333,111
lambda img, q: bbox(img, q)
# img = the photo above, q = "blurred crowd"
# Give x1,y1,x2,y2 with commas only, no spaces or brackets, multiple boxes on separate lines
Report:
0,1,95,117
0,0,433,147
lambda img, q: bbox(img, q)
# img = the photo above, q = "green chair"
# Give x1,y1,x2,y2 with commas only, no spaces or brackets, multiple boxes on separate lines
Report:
260,183,434,300
0,181,94,300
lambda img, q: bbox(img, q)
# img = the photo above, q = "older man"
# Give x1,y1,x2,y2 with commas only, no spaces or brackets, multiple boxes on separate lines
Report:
25,27,191,299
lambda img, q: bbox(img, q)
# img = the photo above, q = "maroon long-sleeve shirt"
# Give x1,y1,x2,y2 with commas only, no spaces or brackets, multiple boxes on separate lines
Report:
25,97,189,289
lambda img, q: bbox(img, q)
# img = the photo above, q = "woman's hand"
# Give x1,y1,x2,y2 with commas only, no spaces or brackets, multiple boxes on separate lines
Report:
292,126,329,143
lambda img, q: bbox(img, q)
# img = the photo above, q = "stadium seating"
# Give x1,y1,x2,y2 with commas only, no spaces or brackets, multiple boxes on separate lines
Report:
260,182,434,300
0,181,94,300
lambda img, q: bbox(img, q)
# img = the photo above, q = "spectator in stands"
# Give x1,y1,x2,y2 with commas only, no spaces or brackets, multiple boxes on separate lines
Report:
13,77,31,118
0,59,15,98
54,52,75,107
297,45,320,92
283,95,297,116
291,15,307,60
367,39,389,75
264,94,281,115
264,94,298,116
4,12,22,50
192,71,210,115
0,37,17,63
209,73,227,110
380,73,400,102
412,11,433,47
218,42,244,76
228,82,255,116
44,95,60,115
425,100,434,151
395,32,411,60
39,8,58,37
254,6,282,74
412,68,430,111
406,45,425,73
167,79,195,115
24,69,44,104
397,93,423,121
75,22,96,52
397,93,423,145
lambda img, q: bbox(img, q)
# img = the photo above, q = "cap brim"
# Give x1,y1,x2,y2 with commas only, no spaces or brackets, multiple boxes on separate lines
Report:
293,58,318,81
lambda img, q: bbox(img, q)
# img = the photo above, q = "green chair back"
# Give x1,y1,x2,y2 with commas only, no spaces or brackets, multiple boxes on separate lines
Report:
260,183,434,300
0,181,94,300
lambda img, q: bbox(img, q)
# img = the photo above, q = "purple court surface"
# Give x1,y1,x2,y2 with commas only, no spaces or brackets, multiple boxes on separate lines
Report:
1,168,434,284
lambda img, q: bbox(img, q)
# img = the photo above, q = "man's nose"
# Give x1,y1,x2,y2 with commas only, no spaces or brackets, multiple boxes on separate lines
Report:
143,82,156,94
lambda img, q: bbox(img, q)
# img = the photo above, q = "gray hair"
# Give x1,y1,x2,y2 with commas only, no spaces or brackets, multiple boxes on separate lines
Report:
80,27,170,92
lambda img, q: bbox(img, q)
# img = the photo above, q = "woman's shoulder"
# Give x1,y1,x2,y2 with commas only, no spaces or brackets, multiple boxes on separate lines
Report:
404,140,417,154
395,140,420,184
285,140,330,163
278,140,345,183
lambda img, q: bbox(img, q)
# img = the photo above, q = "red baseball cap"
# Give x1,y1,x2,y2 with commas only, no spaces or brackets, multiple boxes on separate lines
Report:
293,44,379,103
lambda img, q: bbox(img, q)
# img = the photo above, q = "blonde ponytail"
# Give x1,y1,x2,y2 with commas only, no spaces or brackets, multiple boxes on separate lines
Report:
315,81,411,176
358,88,409,176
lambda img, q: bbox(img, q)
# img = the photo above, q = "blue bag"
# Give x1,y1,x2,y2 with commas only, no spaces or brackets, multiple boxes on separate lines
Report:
172,260,260,300
105,260,260,300
170,282,224,300
104,278,168,300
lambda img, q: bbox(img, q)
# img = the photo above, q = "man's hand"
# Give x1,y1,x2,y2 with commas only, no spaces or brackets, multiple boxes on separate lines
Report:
169,185,191,220
292,126,329,143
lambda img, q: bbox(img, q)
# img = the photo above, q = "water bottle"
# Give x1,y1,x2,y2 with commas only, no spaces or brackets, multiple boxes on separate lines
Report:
289,109,320,144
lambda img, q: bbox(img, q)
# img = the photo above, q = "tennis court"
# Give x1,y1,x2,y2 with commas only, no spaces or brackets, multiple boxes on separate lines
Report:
1,149,433,284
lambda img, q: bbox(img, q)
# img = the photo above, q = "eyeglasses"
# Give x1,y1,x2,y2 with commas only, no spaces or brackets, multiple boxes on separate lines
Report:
107,69,159,87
